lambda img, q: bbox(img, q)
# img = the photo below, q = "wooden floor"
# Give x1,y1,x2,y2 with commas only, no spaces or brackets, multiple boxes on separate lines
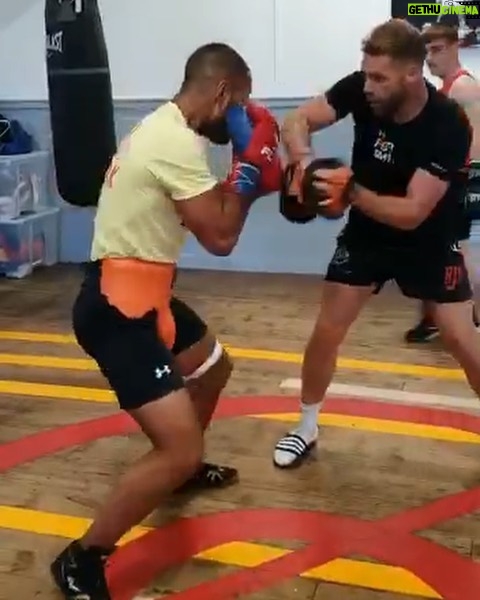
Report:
1,265,480,599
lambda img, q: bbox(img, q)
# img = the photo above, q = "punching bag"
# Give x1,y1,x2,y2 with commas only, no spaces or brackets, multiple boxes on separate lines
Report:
45,0,116,207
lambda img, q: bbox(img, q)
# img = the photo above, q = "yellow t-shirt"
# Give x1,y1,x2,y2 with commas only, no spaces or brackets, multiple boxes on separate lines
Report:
90,101,218,263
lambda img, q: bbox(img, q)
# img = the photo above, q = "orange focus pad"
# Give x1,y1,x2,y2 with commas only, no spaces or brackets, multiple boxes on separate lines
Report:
100,258,176,350
302,158,353,220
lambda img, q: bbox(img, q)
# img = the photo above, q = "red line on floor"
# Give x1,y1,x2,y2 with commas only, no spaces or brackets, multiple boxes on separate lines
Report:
107,503,480,600
3,394,480,598
2,394,480,474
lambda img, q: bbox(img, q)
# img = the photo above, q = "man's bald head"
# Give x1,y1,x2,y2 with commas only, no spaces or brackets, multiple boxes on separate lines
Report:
181,42,251,91
176,43,252,145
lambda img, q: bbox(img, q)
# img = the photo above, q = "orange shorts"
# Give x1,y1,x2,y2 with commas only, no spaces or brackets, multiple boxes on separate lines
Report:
99,257,177,350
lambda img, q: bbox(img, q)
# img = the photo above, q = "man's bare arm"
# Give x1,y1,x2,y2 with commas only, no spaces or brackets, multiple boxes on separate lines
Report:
151,120,261,257
281,71,364,165
174,186,255,256
281,96,338,165
449,77,480,159
350,169,448,230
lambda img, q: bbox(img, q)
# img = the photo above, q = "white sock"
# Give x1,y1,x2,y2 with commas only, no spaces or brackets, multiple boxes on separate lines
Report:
295,400,321,441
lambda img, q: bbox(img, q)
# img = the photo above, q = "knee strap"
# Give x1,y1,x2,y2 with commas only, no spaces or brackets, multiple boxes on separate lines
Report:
184,340,224,381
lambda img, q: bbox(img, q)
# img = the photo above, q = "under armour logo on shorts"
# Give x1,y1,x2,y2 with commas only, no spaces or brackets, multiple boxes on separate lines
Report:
154,365,172,379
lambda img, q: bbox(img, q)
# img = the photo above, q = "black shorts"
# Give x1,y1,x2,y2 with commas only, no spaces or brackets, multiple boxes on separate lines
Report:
325,240,472,303
72,263,207,411
458,214,472,241
460,161,480,240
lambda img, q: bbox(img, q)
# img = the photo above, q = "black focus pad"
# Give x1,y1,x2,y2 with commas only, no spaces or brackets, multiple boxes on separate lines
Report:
279,164,317,224
45,0,117,207
301,158,346,204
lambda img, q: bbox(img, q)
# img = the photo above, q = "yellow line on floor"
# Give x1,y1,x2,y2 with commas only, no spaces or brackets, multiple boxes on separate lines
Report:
0,505,440,598
0,505,148,545
0,353,94,370
0,379,113,402
204,542,440,598
0,329,466,380
254,413,480,444
0,377,473,445
230,346,464,381
0,330,76,344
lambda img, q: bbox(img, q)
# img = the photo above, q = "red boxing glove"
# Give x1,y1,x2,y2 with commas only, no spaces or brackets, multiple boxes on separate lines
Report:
244,102,282,195
246,101,278,129
257,149,282,195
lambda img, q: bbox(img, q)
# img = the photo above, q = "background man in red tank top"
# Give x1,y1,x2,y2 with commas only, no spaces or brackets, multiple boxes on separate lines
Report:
405,23,480,343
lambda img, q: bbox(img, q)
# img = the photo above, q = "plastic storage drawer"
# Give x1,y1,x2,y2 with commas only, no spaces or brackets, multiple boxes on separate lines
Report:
0,151,52,220
0,207,60,278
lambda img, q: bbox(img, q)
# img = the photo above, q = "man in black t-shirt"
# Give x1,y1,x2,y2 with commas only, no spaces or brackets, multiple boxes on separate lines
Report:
273,18,480,469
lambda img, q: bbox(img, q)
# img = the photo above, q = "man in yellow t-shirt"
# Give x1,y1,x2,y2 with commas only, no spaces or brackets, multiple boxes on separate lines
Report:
51,42,282,600
90,100,218,267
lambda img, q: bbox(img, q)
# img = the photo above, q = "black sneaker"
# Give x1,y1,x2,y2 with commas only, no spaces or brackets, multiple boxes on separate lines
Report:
174,462,239,493
50,540,114,600
404,318,439,343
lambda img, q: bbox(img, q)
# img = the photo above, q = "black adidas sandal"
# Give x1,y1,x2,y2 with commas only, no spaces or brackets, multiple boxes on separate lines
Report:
273,432,316,469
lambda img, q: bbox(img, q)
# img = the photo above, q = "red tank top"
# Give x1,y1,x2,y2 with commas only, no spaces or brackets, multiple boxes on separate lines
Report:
440,69,475,166
440,68,474,95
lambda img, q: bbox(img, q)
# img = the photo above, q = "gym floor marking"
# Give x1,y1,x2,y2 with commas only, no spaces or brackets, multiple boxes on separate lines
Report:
0,376,476,443
0,506,439,598
255,412,480,443
282,380,480,410
3,395,480,598
0,328,466,380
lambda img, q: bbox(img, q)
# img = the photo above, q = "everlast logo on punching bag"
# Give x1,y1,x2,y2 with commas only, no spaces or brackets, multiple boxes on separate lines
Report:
46,31,63,55
45,0,116,207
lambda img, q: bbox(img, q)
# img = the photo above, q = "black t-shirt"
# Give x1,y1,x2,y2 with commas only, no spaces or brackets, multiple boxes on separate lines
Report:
324,71,472,249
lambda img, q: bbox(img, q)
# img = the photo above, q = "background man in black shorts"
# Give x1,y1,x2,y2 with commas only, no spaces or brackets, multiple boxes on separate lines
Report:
406,23,480,342
273,18,480,468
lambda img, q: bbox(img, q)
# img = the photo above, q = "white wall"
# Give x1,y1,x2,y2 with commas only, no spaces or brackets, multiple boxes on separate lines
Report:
275,0,390,97
1,0,47,101
0,0,390,101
